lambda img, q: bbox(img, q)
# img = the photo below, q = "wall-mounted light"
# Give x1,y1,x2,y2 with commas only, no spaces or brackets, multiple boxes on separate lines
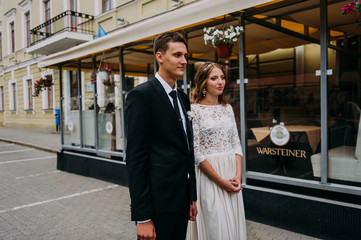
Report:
0,65,4,71
171,0,183,7
11,60,19,64
117,17,129,25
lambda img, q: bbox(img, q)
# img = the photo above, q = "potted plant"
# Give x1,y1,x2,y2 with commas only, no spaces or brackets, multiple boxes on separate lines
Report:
33,75,53,97
204,25,244,58
43,75,53,87
340,1,361,26
97,66,112,83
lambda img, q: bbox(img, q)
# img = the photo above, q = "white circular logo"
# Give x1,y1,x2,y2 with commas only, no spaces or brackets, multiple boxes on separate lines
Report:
105,121,113,134
68,121,73,131
270,124,290,146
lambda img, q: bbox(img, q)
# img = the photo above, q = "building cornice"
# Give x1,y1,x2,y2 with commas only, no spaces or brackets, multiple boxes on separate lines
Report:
5,8,16,18
2,56,47,74
19,0,31,8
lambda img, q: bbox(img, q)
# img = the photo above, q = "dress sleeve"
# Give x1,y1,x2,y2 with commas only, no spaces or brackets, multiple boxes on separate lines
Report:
229,105,243,157
192,107,206,166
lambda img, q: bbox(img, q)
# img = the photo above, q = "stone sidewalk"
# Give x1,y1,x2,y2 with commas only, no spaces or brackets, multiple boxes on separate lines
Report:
0,126,320,240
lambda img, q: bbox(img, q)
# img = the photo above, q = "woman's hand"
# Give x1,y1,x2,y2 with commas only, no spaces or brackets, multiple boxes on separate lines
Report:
230,176,242,193
219,179,238,192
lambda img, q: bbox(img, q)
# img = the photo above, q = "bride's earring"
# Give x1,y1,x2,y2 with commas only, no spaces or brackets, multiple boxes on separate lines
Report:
202,88,206,97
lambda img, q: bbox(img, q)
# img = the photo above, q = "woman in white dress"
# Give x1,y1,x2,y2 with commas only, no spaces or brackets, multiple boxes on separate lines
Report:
186,62,247,240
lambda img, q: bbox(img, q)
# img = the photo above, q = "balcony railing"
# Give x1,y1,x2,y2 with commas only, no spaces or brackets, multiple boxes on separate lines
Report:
30,10,94,46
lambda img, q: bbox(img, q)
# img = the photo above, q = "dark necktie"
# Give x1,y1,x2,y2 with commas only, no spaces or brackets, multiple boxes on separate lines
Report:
169,90,182,123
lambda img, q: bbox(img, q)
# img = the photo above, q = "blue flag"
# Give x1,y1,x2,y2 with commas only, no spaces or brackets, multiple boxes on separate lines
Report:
97,25,107,38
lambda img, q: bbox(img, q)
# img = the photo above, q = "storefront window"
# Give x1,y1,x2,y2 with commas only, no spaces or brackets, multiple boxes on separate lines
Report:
82,69,96,149
245,24,320,180
322,1,361,187
96,57,123,153
63,70,80,146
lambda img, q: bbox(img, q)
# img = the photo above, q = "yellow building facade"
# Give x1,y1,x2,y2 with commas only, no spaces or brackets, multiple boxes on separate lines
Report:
0,0,196,130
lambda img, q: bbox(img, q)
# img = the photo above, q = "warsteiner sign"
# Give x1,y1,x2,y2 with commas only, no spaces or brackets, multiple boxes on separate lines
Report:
256,147,307,158
256,125,307,158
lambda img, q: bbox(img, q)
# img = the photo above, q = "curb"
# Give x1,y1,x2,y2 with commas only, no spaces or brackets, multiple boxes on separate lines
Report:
0,138,59,153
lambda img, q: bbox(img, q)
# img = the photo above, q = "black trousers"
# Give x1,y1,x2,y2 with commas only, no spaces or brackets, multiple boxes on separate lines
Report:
152,181,190,240
152,199,190,240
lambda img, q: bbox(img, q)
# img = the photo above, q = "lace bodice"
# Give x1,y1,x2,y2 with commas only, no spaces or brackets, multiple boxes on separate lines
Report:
191,103,243,165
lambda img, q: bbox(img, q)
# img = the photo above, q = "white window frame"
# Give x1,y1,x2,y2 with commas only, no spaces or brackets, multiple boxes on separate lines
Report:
63,0,80,30
95,0,115,15
0,86,4,111
64,0,80,11
40,0,52,29
0,22,3,61
20,0,31,48
23,76,33,110
6,9,16,55
8,78,17,112
41,70,55,112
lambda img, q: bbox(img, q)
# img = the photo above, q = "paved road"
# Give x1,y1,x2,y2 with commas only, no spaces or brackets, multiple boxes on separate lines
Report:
0,140,320,239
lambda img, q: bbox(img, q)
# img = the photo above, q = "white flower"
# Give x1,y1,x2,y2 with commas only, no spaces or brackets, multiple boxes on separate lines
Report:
187,111,194,121
203,25,244,46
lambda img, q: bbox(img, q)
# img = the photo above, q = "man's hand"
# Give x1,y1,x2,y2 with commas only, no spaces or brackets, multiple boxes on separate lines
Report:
137,221,156,240
189,201,198,221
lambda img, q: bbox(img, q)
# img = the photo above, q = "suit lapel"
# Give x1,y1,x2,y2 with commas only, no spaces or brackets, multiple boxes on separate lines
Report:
149,77,189,148
178,95,193,150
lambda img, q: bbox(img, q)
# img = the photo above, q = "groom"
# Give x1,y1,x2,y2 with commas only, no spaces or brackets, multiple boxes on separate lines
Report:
125,32,197,240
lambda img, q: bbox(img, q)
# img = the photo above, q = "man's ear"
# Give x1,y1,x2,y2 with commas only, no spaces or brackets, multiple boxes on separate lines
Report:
155,52,163,64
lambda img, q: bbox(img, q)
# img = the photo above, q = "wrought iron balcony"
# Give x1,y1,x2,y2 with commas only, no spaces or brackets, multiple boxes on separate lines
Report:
27,10,94,55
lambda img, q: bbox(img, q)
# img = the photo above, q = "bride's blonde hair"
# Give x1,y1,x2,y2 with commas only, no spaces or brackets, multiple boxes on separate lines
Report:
190,62,228,105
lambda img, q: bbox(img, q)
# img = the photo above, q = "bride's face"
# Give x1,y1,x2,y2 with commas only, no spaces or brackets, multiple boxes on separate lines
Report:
205,67,226,97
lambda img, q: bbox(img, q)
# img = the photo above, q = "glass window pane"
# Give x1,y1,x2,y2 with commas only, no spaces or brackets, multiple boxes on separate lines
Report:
245,24,320,180
96,58,123,153
63,70,80,146
326,1,361,187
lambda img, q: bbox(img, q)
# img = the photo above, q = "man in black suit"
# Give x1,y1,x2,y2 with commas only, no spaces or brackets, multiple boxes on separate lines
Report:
125,32,197,240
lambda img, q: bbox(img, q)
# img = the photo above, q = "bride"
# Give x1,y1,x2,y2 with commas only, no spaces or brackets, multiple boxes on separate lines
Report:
186,62,247,240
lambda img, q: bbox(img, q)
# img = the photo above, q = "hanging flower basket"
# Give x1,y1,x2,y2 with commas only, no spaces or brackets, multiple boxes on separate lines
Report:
204,25,244,58
89,59,112,84
98,71,109,81
217,44,233,58
33,75,53,97
340,1,361,26
43,77,53,87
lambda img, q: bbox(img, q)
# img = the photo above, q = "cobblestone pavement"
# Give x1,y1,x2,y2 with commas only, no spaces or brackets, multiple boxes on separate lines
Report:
0,141,319,240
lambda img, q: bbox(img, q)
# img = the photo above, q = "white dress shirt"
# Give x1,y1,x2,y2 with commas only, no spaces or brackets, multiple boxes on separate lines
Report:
155,72,187,134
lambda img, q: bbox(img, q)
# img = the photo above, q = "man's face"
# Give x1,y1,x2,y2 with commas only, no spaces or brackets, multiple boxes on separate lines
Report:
156,41,188,80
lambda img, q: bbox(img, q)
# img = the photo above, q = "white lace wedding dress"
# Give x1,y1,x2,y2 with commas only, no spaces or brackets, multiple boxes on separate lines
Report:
186,103,247,240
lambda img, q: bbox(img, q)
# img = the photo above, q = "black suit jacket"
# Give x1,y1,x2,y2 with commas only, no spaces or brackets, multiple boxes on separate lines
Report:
125,76,197,221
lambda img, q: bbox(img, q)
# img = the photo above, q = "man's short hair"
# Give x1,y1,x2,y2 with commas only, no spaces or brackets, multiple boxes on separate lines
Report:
153,32,187,54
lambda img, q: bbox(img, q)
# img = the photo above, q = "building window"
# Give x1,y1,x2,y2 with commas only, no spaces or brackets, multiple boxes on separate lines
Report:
25,12,31,47
70,71,79,110
27,79,33,110
0,33,2,61
102,0,112,13
47,86,53,109
9,82,17,111
10,22,15,53
0,86,4,111
44,0,51,35
40,72,54,110
70,0,78,31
